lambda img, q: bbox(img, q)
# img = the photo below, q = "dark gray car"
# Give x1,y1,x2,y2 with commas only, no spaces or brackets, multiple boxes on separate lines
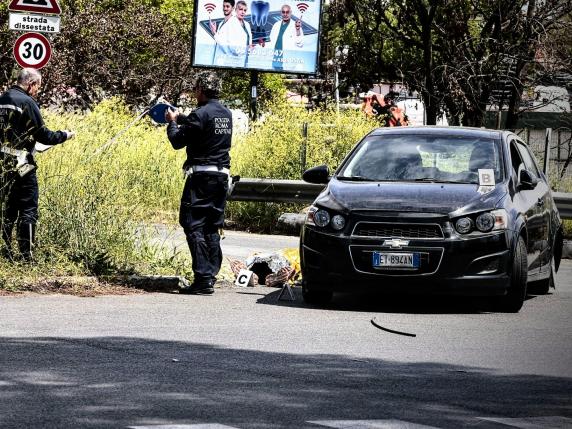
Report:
301,127,564,312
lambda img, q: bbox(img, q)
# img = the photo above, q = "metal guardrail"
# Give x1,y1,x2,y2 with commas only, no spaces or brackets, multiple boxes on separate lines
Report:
229,178,324,204
230,178,572,219
554,193,572,220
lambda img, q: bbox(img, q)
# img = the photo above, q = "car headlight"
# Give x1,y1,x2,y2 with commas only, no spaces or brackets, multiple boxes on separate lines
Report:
305,206,346,230
314,209,331,227
331,214,346,230
454,209,508,235
476,212,495,232
455,217,473,234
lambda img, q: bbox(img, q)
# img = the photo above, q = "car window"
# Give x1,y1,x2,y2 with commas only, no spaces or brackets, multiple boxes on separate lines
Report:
510,140,524,177
516,141,541,177
338,135,503,184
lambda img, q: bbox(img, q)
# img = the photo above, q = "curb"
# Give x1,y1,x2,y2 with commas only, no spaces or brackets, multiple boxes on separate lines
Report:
563,240,572,259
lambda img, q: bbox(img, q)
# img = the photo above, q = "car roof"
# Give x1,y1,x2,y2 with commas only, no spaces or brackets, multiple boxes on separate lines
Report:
368,126,505,139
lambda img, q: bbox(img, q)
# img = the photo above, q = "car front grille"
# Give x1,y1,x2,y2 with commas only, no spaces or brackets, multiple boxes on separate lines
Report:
352,222,444,239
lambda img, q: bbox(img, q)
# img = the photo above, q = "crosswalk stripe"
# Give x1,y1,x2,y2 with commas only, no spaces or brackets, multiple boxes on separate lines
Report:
307,420,441,428
478,416,572,428
128,425,240,429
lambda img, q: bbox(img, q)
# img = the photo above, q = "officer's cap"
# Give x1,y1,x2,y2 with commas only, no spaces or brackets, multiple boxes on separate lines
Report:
194,71,222,98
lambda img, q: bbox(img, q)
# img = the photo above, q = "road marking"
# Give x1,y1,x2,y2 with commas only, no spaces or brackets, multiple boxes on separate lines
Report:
128,425,240,429
478,416,572,428
308,420,441,428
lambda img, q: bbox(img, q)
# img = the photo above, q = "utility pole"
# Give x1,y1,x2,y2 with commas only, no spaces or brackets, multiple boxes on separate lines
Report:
250,71,258,122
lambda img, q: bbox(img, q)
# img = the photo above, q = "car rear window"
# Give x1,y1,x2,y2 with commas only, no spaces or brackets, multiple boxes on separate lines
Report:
338,134,503,184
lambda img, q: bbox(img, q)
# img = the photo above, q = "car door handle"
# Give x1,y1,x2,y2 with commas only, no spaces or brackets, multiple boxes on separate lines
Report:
537,198,544,207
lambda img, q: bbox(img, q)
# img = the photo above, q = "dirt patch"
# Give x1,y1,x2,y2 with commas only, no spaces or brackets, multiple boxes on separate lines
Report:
0,276,234,297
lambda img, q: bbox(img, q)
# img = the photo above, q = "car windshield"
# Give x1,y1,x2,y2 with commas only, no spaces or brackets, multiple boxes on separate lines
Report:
337,134,503,184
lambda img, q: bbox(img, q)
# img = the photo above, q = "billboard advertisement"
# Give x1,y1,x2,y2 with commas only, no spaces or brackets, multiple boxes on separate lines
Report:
192,0,323,74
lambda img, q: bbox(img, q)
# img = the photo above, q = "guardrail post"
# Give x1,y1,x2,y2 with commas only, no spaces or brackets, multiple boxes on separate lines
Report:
300,122,308,176
544,128,552,177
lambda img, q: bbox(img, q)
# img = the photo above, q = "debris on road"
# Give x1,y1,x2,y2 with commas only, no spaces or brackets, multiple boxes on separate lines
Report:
371,317,417,337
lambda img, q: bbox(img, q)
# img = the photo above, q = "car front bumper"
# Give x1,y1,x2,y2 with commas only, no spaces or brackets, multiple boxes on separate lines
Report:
301,225,515,296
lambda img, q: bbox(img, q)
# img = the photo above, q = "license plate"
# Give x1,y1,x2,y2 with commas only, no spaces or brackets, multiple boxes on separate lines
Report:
372,252,420,269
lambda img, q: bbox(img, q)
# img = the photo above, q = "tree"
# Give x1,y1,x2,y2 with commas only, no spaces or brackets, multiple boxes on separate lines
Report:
324,0,572,127
39,0,194,108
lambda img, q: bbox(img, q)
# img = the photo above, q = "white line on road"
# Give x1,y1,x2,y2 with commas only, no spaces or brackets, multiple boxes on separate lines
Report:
308,420,441,428
128,424,240,429
478,416,572,428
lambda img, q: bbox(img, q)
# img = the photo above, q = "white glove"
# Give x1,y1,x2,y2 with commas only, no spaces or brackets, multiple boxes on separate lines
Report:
64,130,76,140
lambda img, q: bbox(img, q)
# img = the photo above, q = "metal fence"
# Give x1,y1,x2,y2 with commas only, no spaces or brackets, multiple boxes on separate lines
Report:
517,128,572,190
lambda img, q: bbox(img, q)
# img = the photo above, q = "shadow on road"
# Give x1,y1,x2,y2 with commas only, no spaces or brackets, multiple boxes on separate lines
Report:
0,336,570,428
256,287,543,315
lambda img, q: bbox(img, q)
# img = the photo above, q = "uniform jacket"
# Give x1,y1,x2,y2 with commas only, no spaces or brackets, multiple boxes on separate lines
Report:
0,86,68,154
167,99,232,169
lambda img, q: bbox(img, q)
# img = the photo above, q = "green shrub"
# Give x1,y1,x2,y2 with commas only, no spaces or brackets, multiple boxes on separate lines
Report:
226,103,377,231
1,98,190,285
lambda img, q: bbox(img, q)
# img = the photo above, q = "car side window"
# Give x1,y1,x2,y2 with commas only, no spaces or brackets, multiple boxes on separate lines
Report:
509,140,524,177
516,141,541,178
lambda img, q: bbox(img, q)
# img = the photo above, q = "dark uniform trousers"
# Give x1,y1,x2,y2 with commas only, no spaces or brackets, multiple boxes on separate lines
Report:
0,168,38,258
179,171,229,285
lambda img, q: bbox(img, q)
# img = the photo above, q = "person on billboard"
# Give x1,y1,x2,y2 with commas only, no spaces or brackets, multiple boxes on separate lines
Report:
269,4,304,70
209,0,237,66
226,1,253,67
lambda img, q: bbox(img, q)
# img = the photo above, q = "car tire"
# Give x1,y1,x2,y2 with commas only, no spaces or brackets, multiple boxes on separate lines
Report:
302,281,333,306
498,236,528,313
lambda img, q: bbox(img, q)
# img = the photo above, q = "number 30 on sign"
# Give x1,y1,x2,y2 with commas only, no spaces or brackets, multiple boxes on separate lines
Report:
13,32,52,69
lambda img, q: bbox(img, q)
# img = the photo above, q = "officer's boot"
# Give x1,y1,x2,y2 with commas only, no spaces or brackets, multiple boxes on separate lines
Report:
180,230,214,295
1,221,15,261
17,223,36,262
205,231,222,285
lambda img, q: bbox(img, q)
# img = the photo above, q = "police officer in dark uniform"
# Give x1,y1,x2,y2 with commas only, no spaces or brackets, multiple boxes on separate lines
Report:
0,68,74,261
165,72,232,295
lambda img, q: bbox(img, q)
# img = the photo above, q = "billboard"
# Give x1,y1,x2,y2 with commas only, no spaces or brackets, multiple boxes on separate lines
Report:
192,0,323,74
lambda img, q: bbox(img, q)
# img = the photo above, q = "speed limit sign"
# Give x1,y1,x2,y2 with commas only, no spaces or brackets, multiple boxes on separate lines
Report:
13,32,52,69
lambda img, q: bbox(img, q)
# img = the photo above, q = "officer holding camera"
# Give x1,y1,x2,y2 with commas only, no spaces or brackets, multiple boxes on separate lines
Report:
165,71,232,295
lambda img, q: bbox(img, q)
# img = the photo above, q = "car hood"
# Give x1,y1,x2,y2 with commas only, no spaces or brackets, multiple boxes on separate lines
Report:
316,179,506,215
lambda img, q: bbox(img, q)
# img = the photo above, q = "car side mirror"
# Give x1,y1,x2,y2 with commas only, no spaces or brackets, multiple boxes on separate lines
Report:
518,168,538,190
303,165,330,184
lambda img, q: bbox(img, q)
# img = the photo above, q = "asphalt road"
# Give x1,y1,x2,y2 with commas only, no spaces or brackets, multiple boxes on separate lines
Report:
0,259,571,428
147,226,300,261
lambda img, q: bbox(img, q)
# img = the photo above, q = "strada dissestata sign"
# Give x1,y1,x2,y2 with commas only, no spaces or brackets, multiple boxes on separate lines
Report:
9,13,61,33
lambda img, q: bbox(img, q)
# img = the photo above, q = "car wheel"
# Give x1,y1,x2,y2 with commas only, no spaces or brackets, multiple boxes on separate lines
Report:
302,280,333,306
498,236,528,313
